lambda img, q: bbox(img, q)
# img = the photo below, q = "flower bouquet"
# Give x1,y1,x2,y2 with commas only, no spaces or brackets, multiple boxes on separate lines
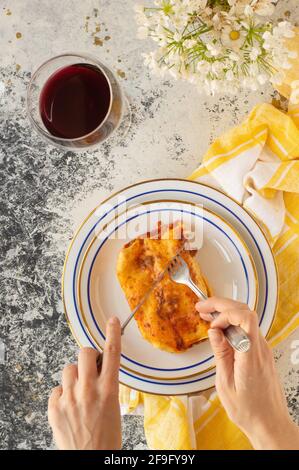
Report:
135,0,297,95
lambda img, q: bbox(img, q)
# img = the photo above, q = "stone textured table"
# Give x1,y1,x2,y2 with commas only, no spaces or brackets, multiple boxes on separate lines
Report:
0,0,298,450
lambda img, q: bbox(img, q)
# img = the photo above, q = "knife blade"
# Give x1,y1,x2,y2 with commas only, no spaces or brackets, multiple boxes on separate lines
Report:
120,248,184,335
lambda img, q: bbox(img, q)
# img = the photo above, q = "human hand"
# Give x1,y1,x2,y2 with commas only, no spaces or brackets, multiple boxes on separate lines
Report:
196,297,299,450
48,317,121,450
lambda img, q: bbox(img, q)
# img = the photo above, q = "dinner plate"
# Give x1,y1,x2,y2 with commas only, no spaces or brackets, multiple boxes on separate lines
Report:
62,179,278,395
78,201,258,379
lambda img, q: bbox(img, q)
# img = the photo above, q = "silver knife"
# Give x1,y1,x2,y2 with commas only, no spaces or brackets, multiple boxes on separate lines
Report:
120,250,184,335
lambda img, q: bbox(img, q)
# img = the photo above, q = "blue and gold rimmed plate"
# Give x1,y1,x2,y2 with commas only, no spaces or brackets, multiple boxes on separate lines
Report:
78,201,258,380
62,179,278,395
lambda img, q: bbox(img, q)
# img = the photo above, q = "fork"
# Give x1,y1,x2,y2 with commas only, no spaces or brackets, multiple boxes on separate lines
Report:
168,255,251,353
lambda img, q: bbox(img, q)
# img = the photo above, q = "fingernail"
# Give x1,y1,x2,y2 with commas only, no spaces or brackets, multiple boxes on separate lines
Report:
199,312,213,321
196,301,207,308
109,316,120,325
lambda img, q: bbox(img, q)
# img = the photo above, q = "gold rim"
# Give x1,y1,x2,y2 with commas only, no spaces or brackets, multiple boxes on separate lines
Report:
61,178,279,394
77,198,259,380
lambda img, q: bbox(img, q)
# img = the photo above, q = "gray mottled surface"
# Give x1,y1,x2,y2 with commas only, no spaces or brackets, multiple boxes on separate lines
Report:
0,0,298,450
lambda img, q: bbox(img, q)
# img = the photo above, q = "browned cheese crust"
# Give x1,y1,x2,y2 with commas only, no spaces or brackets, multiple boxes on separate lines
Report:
117,223,211,353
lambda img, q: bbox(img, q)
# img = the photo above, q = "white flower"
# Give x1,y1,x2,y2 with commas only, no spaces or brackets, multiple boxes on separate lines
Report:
229,50,242,62
155,23,168,37
196,60,212,74
225,69,234,81
197,0,208,8
248,62,259,77
248,0,275,17
168,66,182,80
229,0,275,17
180,0,207,12
142,51,155,68
221,25,246,50
262,31,275,50
228,0,249,16
142,50,167,76
206,79,221,95
184,39,197,49
274,21,295,39
263,22,296,71
249,46,260,61
212,11,236,31
173,32,182,42
136,0,295,97
156,10,172,28
210,61,225,76
257,73,268,85
206,42,223,57
244,5,254,16
172,7,189,29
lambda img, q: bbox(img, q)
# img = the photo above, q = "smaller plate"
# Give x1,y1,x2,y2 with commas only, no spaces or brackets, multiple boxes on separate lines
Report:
78,201,258,380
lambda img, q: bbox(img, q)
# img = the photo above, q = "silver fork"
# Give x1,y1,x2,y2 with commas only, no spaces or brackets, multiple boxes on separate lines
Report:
168,255,251,353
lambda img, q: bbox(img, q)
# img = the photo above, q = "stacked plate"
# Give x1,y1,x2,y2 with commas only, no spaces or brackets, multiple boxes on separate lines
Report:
62,179,278,395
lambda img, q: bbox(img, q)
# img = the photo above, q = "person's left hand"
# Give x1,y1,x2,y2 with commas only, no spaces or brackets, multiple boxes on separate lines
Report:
48,317,122,450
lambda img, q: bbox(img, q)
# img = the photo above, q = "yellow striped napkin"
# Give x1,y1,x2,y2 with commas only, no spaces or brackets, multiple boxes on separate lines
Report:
120,102,299,450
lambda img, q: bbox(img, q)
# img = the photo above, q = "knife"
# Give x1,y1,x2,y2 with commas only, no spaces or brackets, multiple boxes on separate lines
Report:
120,249,184,335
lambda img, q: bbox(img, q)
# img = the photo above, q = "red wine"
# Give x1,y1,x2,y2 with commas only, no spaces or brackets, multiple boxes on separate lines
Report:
39,64,111,139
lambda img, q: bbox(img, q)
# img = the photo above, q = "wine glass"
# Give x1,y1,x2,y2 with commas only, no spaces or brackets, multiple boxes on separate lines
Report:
27,53,130,150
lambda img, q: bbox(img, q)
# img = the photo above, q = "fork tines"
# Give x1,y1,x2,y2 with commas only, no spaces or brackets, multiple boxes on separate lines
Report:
167,254,182,274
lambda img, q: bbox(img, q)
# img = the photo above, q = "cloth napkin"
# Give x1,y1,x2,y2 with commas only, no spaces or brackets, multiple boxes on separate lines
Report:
120,103,299,450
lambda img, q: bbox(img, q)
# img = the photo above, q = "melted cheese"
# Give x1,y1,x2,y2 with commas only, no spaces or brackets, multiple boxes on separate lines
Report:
117,224,211,353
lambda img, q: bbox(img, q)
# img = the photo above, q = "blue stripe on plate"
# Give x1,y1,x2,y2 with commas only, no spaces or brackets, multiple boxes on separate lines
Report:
121,368,216,385
70,187,268,386
85,208,250,371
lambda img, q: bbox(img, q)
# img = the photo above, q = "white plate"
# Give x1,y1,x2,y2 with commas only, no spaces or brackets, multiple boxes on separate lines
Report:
78,201,258,379
62,179,278,395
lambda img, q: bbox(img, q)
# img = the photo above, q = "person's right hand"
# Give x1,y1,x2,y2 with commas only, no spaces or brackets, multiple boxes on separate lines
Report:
196,297,299,450
48,317,121,450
